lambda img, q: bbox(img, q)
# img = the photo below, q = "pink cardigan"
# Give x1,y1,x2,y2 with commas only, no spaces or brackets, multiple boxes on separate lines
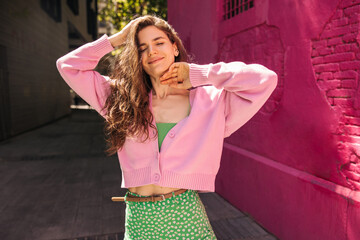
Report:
56,34,278,192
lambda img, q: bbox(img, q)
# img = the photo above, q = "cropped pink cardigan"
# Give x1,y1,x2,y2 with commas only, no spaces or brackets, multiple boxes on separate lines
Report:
56,34,278,192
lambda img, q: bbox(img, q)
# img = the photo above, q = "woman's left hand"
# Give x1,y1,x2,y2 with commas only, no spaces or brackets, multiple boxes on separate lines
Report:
159,62,193,89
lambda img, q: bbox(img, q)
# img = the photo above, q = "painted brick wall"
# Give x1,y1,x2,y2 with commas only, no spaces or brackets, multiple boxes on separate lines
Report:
169,0,360,239
218,24,284,114
311,0,360,190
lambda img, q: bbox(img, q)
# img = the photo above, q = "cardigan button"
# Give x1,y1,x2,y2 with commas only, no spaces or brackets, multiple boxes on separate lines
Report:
153,173,160,182
169,132,175,138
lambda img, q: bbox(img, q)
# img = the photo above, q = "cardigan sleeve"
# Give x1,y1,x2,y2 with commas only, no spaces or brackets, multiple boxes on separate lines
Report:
56,34,115,117
189,62,278,138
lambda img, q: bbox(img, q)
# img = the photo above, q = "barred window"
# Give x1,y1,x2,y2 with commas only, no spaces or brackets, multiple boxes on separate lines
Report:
223,0,254,20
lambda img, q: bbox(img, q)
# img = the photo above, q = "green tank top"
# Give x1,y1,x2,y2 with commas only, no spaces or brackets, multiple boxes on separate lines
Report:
156,103,191,151
156,122,177,151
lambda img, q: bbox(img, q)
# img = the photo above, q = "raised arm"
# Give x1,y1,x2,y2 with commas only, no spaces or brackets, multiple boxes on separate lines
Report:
56,35,114,116
56,20,136,116
189,62,278,137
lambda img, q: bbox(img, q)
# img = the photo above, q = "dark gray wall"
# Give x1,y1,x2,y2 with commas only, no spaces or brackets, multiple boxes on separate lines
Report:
0,0,97,139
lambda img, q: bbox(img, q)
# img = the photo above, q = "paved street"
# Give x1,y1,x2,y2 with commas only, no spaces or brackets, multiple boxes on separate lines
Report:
0,108,277,240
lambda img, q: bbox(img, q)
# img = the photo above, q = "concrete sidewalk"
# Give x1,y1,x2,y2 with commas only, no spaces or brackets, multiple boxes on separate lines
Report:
0,108,277,240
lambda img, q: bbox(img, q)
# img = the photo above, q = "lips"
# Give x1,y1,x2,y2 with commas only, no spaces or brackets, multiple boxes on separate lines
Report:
148,57,164,64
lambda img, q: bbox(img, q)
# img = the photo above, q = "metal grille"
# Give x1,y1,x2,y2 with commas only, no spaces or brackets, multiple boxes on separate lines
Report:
223,0,254,20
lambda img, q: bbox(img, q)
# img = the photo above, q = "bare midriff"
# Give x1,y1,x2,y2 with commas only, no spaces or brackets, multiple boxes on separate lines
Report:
127,90,190,196
128,184,183,196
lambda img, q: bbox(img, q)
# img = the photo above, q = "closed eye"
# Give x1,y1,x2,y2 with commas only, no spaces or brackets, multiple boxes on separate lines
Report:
139,47,147,53
139,42,164,53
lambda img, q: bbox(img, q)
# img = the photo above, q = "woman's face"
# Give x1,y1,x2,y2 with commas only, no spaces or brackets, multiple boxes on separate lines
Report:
138,26,178,79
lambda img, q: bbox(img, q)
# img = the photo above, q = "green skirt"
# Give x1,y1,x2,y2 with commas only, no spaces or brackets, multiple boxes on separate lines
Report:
124,189,217,240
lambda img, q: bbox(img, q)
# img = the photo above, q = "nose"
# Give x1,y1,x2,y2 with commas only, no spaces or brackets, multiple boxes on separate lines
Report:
148,45,157,56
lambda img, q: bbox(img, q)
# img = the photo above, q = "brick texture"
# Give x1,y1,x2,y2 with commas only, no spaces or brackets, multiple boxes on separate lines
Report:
311,0,360,190
218,24,284,114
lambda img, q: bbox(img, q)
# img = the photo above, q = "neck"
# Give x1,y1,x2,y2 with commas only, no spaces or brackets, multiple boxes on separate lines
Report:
151,76,170,99
150,76,187,99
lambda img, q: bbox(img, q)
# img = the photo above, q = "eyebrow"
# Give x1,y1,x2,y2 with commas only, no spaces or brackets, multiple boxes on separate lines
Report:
139,36,166,47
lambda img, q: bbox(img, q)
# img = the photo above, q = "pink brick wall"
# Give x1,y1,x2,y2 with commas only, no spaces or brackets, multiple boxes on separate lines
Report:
311,0,360,191
168,0,360,239
217,24,284,114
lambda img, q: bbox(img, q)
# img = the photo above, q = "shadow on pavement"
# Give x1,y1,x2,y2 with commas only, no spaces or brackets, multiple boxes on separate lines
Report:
0,109,277,240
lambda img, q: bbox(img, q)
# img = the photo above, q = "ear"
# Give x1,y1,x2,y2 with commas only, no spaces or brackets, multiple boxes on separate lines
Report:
172,43,179,57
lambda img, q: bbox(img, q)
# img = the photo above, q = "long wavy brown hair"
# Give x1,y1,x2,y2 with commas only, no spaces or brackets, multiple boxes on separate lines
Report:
103,15,188,155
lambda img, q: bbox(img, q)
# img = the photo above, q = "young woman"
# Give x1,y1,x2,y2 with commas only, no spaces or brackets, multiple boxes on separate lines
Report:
57,15,277,240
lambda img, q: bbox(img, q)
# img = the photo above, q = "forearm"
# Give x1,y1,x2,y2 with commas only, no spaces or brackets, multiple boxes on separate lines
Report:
107,19,138,48
108,31,127,48
189,62,277,101
56,34,114,116
188,61,278,137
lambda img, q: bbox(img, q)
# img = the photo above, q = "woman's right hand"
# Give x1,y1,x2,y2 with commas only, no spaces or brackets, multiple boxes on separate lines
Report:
108,19,138,48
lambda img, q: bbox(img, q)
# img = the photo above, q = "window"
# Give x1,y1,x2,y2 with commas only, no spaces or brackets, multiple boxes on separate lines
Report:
86,0,98,40
67,0,79,16
223,0,254,20
40,0,62,22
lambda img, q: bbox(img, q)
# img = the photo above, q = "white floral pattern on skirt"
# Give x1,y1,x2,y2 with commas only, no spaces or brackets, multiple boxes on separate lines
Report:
124,189,217,240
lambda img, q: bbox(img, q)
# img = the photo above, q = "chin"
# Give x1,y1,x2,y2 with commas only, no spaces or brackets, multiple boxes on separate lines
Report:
148,67,170,79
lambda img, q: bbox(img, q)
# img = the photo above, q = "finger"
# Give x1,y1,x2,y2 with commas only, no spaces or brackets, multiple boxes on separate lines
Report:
160,71,171,81
160,69,173,81
160,77,178,85
167,63,178,73
159,63,180,81
169,80,187,89
171,62,180,69
163,78,184,87
170,72,177,79
160,78,175,85
169,82,178,88
160,72,178,82
169,63,181,72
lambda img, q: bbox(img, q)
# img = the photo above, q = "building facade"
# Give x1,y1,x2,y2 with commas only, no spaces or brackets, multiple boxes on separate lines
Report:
0,0,97,140
168,0,360,239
